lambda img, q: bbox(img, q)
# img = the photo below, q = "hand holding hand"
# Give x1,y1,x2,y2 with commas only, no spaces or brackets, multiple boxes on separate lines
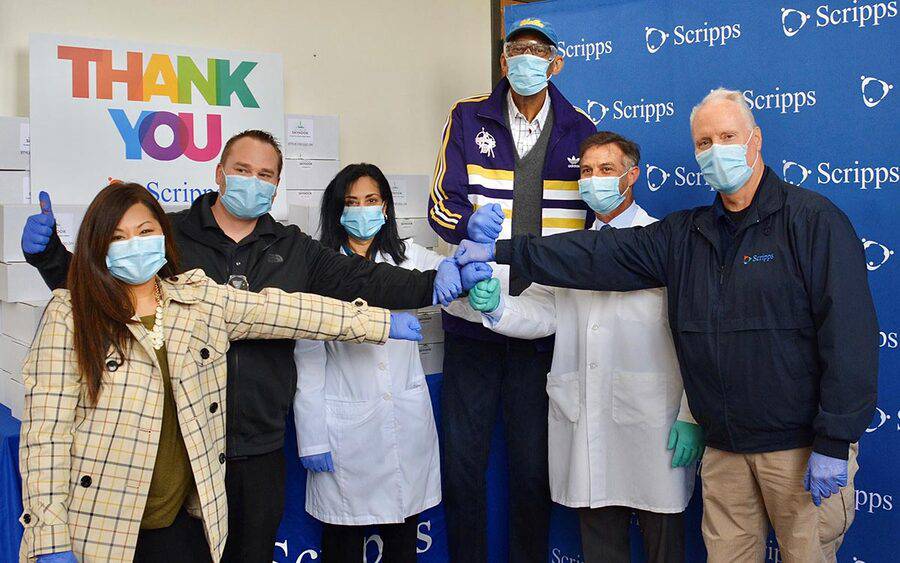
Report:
804,452,848,506
300,452,334,473
460,262,493,291
667,421,705,468
389,312,423,342
469,278,502,313
433,258,462,306
454,240,495,266
21,191,55,255
467,203,504,242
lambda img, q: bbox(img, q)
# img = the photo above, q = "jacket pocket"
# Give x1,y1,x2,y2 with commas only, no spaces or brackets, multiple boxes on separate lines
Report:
611,370,668,427
546,371,580,423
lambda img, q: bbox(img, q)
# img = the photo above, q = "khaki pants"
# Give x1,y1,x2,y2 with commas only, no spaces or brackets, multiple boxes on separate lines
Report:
701,443,858,563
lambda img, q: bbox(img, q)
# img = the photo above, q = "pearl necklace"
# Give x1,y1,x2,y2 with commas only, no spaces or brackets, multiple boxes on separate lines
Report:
150,280,165,350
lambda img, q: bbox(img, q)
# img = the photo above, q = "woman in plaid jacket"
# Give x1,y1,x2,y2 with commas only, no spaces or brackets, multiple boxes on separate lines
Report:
18,183,419,563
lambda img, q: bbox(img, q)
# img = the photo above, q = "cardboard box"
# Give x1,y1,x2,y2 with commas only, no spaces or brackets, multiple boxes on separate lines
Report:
0,333,29,376
0,170,30,204
285,190,325,236
0,261,52,302
418,342,444,375
385,174,431,218
0,369,9,410
0,203,88,263
1,300,47,343
284,114,340,160
416,307,444,344
397,217,438,249
7,378,24,419
0,116,30,170
282,159,341,190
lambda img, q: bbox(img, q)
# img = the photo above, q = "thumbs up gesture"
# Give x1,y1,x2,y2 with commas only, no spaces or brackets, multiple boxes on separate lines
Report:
21,191,56,255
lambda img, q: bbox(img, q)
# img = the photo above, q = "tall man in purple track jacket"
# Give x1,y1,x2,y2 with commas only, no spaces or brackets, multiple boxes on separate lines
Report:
427,17,596,562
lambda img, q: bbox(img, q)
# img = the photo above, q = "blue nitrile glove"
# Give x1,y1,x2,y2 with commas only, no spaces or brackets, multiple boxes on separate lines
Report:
467,203,505,243
804,452,848,507
433,258,462,306
21,191,55,255
35,551,78,563
667,421,705,468
460,262,493,292
300,452,334,473
454,240,495,266
389,312,423,341
469,278,502,313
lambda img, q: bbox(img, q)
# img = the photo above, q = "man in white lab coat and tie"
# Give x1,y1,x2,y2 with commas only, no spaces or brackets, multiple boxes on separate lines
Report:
468,131,704,562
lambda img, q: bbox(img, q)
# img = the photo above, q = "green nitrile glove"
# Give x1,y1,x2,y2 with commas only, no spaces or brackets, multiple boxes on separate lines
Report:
469,278,501,313
667,421,705,468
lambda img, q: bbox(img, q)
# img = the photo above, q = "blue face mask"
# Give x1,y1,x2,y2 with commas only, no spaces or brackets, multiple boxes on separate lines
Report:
106,234,167,285
220,174,277,219
340,205,386,240
578,169,632,215
695,132,759,195
506,54,551,96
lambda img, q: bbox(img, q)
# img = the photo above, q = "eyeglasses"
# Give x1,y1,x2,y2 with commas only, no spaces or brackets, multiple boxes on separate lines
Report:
504,40,557,59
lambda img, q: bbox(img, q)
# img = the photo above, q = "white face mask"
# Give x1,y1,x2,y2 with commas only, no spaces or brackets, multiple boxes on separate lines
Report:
695,131,759,195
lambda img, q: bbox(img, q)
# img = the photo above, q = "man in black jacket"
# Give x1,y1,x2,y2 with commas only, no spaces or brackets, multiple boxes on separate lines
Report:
20,130,464,563
455,89,878,562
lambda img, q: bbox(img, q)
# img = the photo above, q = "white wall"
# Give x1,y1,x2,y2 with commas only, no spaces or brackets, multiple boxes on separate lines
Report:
0,0,492,174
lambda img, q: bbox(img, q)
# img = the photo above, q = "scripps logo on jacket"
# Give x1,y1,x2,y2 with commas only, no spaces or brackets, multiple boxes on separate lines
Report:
743,253,775,264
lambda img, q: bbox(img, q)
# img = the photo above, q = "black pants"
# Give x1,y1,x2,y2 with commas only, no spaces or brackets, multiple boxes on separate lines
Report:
321,515,419,563
578,506,684,563
134,509,212,563
440,332,553,563
221,448,287,563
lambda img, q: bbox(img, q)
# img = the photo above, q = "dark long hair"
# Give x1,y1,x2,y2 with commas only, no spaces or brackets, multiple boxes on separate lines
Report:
67,183,181,406
319,163,407,263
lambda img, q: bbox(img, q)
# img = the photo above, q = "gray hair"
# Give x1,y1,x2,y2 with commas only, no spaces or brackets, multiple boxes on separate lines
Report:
689,87,756,130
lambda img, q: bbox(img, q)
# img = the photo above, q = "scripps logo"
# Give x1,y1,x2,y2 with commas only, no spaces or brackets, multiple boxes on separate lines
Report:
783,159,900,189
645,164,671,191
861,75,893,107
781,7,813,35
557,38,613,62
862,238,894,270
743,253,775,264
643,163,717,191
585,98,675,124
744,87,817,114
783,160,812,185
781,1,898,37
644,21,741,53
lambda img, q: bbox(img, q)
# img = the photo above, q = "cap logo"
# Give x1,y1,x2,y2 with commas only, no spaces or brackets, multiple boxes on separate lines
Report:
519,18,546,28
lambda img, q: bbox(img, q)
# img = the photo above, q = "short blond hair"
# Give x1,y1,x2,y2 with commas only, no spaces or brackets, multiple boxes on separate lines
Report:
689,87,756,129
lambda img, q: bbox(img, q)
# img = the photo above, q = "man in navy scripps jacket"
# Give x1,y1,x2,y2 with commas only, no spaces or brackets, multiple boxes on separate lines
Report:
427,17,595,562
454,89,878,562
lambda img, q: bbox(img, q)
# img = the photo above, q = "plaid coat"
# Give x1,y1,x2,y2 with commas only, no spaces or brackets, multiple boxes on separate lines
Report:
18,268,391,562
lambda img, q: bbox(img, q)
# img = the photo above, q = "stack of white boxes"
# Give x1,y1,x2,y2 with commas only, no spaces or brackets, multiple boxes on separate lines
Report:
387,174,444,374
0,116,37,418
283,114,341,237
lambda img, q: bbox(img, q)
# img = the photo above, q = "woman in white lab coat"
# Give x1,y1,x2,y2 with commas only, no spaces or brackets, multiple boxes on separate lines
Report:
292,163,445,563
469,135,704,562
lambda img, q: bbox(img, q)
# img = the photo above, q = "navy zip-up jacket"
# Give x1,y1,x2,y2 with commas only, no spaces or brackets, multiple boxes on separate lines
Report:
495,167,878,459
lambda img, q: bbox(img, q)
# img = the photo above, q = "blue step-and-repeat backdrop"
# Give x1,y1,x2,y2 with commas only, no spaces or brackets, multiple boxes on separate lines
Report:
275,1,898,561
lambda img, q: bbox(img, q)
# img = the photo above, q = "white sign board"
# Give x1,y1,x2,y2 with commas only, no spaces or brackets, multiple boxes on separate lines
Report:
29,33,285,216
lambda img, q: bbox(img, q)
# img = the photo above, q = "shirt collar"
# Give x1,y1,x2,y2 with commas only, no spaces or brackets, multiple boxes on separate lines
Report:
593,201,639,230
507,89,551,129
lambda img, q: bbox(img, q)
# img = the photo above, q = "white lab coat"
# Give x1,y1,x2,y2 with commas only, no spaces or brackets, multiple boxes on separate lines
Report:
483,204,696,512
293,241,444,525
